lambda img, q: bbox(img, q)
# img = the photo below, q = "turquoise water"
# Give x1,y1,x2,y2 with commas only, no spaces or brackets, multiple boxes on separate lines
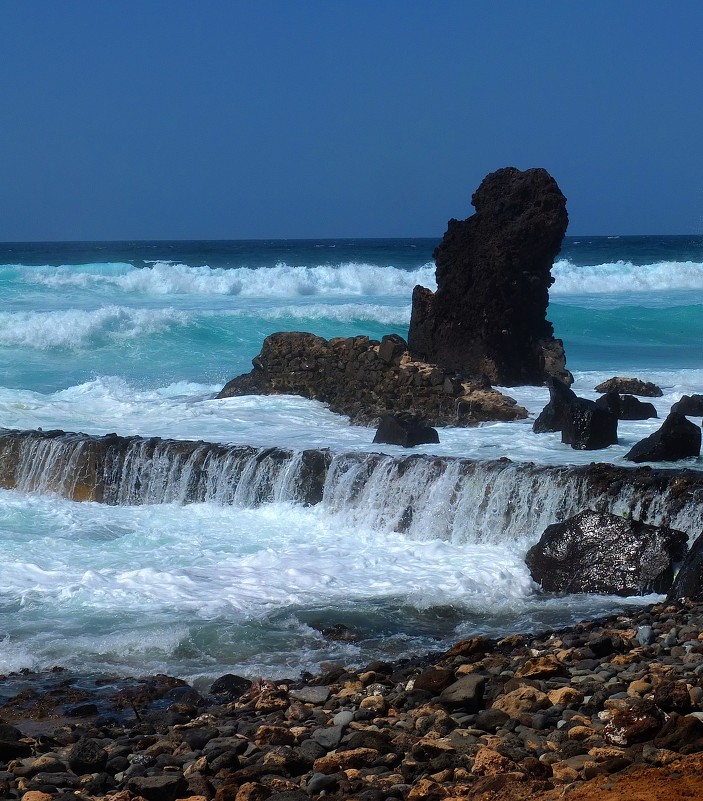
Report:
0,236,701,682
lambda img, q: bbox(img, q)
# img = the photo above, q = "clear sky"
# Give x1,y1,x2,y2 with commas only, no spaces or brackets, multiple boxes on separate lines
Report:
2,1,702,240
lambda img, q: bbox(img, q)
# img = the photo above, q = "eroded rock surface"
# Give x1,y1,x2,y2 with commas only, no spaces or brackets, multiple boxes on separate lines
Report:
595,377,663,397
408,166,570,386
217,331,527,426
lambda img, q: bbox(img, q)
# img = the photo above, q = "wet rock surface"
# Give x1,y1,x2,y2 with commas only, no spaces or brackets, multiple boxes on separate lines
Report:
4,600,703,800
407,167,570,386
533,379,618,450
525,510,688,595
625,412,702,463
217,331,527,426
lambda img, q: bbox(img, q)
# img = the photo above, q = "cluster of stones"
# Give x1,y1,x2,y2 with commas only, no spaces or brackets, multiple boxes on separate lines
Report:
5,601,703,801
534,375,702,458
217,332,527,427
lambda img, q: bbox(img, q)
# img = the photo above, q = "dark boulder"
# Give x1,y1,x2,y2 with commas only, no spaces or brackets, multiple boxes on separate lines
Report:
595,391,658,420
594,377,663,397
671,394,703,416
625,412,701,463
373,414,440,448
533,379,618,449
210,673,252,699
669,531,703,600
561,397,618,450
533,377,576,433
525,509,688,595
408,167,570,386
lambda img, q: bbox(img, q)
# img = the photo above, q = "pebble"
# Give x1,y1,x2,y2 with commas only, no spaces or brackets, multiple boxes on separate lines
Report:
1,599,703,800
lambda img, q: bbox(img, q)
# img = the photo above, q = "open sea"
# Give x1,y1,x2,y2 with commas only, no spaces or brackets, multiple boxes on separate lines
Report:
0,235,702,687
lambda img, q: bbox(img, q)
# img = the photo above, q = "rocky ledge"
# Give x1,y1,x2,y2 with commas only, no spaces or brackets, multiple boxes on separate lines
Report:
4,600,703,801
217,332,527,426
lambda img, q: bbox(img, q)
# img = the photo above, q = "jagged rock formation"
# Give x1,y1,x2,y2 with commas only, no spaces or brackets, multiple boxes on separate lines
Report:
595,377,663,397
525,510,688,595
217,332,527,426
408,167,570,386
533,378,618,450
595,391,658,420
672,394,703,416
625,412,702,463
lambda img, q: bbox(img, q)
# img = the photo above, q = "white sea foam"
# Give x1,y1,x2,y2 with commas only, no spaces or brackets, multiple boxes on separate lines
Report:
552,259,703,294
0,306,190,349
21,261,437,298
1,369,702,470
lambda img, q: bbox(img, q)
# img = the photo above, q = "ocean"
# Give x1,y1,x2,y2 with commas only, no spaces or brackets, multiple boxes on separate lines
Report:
0,235,702,687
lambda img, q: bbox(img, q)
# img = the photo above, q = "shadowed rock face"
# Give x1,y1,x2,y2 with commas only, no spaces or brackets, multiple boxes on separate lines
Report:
408,167,570,386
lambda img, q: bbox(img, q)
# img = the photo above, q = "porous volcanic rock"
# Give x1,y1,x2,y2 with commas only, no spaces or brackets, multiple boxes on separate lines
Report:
525,509,688,595
625,412,702,463
595,377,663,397
217,331,527,426
407,166,570,386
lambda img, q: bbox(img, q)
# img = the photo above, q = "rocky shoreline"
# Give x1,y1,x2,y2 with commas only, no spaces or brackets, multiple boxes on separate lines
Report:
4,598,703,801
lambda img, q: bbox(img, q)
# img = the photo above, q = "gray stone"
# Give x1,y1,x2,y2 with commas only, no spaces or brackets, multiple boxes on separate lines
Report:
438,674,485,711
311,724,344,750
289,686,330,705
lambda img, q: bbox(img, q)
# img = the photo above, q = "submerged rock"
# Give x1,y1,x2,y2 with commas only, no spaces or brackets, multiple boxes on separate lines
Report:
408,167,570,386
525,509,688,595
625,412,702,463
595,376,663,397
373,414,439,448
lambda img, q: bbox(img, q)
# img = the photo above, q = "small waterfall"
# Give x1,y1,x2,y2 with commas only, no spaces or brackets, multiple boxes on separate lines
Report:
1,428,702,544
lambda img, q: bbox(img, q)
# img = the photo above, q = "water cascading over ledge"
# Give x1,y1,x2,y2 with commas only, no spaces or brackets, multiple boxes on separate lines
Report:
0,428,702,543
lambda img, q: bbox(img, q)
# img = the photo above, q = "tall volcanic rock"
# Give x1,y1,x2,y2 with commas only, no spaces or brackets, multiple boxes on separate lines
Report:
408,167,570,386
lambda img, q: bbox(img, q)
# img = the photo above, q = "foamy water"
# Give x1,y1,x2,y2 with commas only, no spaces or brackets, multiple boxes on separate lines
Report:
0,236,701,680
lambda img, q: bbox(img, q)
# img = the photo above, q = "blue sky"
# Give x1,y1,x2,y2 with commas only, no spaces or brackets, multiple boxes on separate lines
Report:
2,1,702,239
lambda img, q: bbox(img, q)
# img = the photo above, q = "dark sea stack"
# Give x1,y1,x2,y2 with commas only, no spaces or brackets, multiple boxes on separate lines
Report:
672,394,703,416
669,532,703,600
525,510,688,595
625,412,702,463
595,391,658,420
595,376,664,397
408,166,570,386
372,414,439,448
